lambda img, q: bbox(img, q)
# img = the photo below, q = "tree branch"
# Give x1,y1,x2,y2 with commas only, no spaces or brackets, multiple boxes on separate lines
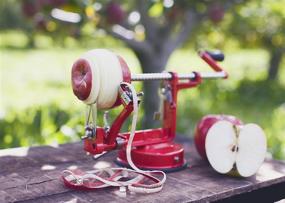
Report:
164,0,243,54
165,10,202,54
136,0,158,43
105,25,152,53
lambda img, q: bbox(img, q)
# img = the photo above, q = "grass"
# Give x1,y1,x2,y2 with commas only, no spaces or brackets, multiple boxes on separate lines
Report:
1,32,285,159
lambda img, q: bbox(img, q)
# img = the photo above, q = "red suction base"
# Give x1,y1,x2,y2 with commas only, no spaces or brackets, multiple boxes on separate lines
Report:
116,142,187,172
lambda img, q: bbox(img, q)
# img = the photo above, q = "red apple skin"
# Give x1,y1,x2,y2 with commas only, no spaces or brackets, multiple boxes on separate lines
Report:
194,115,242,160
71,59,93,101
22,1,38,17
106,2,125,25
208,3,225,23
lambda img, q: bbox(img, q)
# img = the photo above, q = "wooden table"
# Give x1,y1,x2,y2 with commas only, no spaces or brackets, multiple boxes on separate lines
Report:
0,137,284,203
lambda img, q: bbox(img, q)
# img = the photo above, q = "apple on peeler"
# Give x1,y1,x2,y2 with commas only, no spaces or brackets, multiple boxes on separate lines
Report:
194,115,267,177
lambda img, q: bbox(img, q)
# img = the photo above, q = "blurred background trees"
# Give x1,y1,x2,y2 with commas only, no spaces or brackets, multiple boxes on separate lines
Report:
228,0,285,80
0,0,284,159
16,0,238,128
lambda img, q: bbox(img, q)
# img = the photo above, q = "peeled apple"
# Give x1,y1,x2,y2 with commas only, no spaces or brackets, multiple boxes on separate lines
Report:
71,49,131,109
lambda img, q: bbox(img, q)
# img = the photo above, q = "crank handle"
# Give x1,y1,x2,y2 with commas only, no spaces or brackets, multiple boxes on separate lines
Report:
205,50,224,62
199,50,228,78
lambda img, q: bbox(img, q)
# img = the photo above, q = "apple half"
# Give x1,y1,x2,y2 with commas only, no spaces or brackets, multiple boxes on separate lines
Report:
205,120,267,177
194,115,242,159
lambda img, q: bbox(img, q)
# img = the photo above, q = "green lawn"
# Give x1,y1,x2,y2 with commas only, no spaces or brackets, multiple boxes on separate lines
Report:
1,47,285,159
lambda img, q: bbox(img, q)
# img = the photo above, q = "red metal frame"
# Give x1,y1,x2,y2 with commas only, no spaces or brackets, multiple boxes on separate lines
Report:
83,51,227,171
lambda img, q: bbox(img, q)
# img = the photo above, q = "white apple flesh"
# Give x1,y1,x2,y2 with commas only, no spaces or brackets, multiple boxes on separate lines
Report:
205,120,267,177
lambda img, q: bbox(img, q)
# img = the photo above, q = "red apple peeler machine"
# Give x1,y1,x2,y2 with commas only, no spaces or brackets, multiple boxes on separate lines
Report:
71,49,228,172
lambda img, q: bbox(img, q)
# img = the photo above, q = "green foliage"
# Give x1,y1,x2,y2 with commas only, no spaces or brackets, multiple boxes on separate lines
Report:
0,0,28,30
267,106,285,159
5,0,231,49
229,0,285,49
0,104,83,148
2,0,284,52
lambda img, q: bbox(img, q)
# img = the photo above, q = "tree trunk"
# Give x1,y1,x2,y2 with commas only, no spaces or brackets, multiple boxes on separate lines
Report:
134,51,170,128
27,32,35,48
267,48,283,80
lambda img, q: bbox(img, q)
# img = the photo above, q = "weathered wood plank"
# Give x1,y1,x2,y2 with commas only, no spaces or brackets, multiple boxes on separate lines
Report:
17,177,215,203
0,191,16,203
0,137,284,203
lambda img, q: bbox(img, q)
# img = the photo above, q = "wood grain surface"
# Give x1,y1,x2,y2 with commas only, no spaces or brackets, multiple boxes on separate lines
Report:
0,137,284,203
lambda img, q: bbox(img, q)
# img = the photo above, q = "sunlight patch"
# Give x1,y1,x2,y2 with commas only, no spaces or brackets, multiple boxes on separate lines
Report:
0,147,29,157
41,164,56,170
93,161,111,169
